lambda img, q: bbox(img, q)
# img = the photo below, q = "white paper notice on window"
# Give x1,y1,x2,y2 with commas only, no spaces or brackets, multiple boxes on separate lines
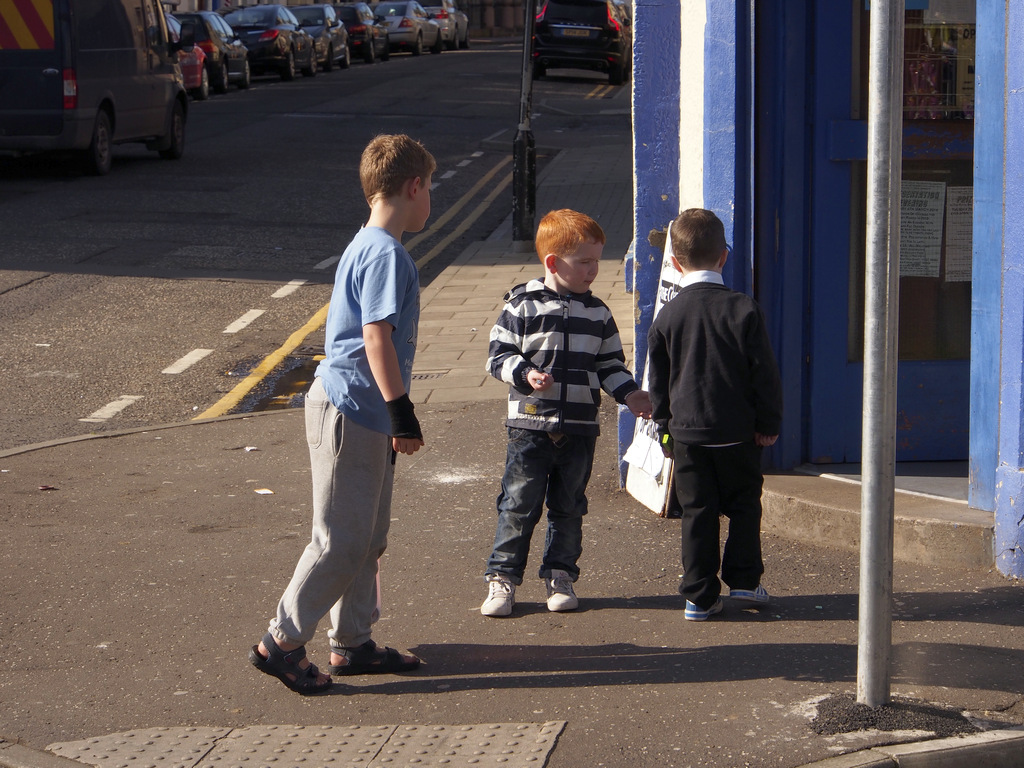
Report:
944,186,973,282
900,180,946,278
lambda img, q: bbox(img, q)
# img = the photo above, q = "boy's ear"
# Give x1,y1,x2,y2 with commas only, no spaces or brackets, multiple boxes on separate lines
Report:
543,253,559,273
718,248,729,269
669,255,684,273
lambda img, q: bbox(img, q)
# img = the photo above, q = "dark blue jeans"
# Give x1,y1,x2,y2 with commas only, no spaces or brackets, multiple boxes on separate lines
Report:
485,428,597,584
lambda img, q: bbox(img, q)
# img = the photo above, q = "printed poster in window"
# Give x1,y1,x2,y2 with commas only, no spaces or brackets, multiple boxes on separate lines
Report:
900,180,946,278
944,186,972,282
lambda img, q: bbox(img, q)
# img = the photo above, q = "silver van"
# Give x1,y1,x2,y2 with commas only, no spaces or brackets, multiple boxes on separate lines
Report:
0,0,193,174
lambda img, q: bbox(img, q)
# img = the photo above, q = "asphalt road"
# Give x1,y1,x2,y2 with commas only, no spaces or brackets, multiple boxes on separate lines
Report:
0,39,629,453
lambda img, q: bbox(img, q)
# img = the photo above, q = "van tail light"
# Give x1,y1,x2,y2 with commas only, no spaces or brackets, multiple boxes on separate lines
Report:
258,29,280,42
606,7,620,32
62,69,77,109
398,18,413,28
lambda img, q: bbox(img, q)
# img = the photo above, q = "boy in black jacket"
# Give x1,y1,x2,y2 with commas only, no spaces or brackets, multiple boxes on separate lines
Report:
647,208,783,621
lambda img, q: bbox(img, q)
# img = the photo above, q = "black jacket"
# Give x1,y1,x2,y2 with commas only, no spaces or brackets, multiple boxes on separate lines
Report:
647,282,782,445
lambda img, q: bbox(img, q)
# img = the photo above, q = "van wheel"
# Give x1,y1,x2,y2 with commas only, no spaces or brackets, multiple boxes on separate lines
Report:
158,101,186,160
83,110,112,176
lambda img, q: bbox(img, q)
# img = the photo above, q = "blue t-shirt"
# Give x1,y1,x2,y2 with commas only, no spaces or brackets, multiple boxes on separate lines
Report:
316,226,420,435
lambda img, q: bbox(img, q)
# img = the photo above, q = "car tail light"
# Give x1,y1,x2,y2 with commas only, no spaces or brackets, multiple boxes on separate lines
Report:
198,39,215,54
62,69,77,109
434,9,448,18
349,23,366,33
259,29,280,41
606,6,620,32
536,2,547,21
398,18,412,28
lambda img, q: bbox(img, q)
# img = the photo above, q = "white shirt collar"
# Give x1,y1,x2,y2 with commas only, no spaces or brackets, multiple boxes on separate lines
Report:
678,270,725,289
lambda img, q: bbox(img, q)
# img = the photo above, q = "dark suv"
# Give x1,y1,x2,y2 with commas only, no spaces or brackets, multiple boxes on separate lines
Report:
532,0,632,85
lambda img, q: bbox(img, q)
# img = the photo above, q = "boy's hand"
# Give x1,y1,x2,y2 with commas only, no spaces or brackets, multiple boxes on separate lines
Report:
393,436,424,455
624,389,652,419
527,369,553,391
755,433,778,447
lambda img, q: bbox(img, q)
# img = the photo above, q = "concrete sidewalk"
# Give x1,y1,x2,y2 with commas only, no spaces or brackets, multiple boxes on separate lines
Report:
1,92,1021,768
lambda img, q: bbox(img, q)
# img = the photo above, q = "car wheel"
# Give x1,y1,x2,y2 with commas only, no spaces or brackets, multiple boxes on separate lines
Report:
381,35,390,61
533,62,546,80
302,46,317,76
192,66,210,100
339,42,350,69
281,50,296,80
445,27,456,50
364,39,376,64
213,61,229,94
82,109,112,176
158,100,186,160
430,30,443,54
460,26,469,49
412,33,422,56
237,59,251,89
608,62,625,86
324,44,334,72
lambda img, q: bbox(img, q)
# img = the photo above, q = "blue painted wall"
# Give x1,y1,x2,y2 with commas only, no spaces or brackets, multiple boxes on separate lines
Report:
994,3,1024,578
619,0,681,484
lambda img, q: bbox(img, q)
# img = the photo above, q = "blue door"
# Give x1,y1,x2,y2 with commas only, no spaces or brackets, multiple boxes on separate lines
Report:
796,1,975,463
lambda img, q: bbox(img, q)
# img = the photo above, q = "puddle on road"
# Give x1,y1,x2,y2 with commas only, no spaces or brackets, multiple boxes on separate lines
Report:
228,347,321,414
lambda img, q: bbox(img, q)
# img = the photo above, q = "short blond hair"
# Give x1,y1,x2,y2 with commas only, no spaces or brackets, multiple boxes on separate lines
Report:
360,134,436,205
535,209,606,263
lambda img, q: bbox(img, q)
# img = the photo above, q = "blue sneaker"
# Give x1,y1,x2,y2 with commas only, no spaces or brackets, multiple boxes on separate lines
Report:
729,584,770,603
684,598,723,621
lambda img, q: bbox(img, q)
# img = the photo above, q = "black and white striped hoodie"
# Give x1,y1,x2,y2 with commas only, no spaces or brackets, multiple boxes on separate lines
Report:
486,279,639,436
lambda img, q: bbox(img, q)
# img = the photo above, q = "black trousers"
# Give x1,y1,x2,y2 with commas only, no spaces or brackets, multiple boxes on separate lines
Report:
671,441,765,609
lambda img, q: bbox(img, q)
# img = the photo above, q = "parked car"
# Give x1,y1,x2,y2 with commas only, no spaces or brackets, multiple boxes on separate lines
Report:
375,1,443,56
222,4,317,81
334,3,390,63
174,10,251,92
292,4,350,71
423,0,469,50
0,0,191,175
167,13,209,101
532,0,632,85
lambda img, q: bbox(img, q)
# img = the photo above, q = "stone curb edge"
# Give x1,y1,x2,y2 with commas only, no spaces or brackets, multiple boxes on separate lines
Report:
796,726,1024,768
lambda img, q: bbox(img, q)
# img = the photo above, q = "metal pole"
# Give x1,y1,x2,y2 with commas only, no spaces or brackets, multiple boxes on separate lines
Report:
858,0,904,708
512,0,537,242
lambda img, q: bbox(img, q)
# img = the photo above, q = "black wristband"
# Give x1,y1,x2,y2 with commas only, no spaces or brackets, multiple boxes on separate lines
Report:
386,394,422,440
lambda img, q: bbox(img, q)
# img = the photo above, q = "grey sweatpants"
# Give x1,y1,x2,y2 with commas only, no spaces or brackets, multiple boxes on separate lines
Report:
269,377,393,649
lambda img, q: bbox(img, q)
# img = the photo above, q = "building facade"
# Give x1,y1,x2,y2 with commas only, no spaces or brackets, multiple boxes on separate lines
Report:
629,0,1023,577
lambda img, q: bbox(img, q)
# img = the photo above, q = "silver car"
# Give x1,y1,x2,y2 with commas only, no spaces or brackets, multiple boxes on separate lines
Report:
423,0,469,50
376,0,443,55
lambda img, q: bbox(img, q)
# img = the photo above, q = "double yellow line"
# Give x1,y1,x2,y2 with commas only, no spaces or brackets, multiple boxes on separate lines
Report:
196,155,514,420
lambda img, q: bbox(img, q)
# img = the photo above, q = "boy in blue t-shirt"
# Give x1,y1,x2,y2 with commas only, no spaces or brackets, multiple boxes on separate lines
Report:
250,134,435,694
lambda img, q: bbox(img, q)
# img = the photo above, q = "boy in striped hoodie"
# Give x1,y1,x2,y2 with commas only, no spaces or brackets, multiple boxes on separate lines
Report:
480,209,651,617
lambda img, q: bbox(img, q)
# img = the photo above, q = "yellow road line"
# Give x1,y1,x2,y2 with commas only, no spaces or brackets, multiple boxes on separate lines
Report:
195,156,513,420
194,303,330,420
415,170,513,269
406,154,512,252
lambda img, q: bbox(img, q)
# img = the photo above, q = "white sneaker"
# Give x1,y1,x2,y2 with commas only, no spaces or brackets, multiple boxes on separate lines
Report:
481,574,515,617
545,569,579,612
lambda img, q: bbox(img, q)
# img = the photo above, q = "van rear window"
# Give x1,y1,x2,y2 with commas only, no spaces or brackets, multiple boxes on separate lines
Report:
0,0,56,50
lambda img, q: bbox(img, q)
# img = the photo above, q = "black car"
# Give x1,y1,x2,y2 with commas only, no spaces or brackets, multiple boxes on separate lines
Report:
175,10,251,92
335,3,390,63
532,0,632,85
292,4,350,71
222,5,317,81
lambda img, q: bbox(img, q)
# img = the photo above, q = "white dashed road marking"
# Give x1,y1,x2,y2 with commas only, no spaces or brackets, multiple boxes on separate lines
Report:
163,349,214,375
223,309,265,334
79,395,143,423
272,279,306,298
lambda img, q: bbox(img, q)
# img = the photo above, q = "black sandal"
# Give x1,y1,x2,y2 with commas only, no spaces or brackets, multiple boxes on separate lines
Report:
249,633,332,694
327,639,421,676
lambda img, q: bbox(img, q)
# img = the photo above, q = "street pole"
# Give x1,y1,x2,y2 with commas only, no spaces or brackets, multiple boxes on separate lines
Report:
512,0,537,242
858,0,904,708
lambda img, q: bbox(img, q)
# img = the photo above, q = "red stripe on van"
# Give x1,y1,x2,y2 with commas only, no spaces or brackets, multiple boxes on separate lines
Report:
0,0,55,49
